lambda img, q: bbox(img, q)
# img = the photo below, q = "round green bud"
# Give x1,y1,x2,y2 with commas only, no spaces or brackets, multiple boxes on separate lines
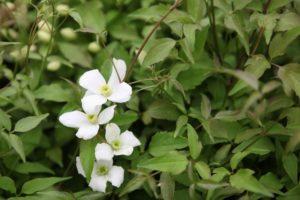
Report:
60,27,77,41
56,4,70,16
37,30,51,43
88,42,101,53
47,60,61,71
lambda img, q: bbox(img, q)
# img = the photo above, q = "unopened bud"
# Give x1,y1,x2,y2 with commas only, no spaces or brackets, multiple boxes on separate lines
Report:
38,20,53,33
37,30,51,43
56,4,70,16
6,2,15,10
60,27,77,41
88,42,101,53
47,60,61,71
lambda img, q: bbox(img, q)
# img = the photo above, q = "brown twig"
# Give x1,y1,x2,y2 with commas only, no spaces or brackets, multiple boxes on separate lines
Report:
125,0,182,80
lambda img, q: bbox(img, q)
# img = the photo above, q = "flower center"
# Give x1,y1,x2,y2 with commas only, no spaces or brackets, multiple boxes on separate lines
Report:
99,84,112,97
87,114,97,124
111,140,121,150
96,165,109,176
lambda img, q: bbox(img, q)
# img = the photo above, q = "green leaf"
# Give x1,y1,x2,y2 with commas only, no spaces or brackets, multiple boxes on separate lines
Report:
269,27,300,59
160,173,175,200
187,0,205,22
187,124,202,159
58,42,92,67
0,108,11,130
15,162,54,174
149,132,187,157
276,12,300,32
213,144,231,164
143,38,176,66
8,133,26,162
138,151,188,174
230,169,273,197
282,153,298,184
194,161,211,179
229,55,270,96
34,83,74,102
174,115,188,137
259,172,283,193
69,11,83,28
230,151,250,170
119,176,147,197
76,1,105,33
201,94,211,119
46,147,63,167
278,63,300,98
21,177,71,194
80,139,97,181
268,0,292,12
146,100,181,121
112,111,138,126
224,13,249,55
0,176,16,193
14,113,48,132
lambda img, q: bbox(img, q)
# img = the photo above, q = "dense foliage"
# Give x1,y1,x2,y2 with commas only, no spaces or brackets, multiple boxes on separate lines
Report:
0,0,300,199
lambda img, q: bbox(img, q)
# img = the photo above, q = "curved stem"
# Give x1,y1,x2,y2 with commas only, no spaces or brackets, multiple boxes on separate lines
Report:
125,0,182,80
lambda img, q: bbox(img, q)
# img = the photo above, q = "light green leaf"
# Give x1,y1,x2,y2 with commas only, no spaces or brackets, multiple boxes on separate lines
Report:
282,153,298,184
14,113,48,132
15,162,54,174
146,100,181,121
119,176,147,197
138,151,188,174
59,42,92,67
269,27,300,59
80,139,97,181
34,83,74,102
21,177,71,194
230,169,273,197
278,63,300,98
0,109,11,130
187,124,202,159
187,0,205,22
213,144,231,164
224,13,249,55
8,134,26,162
174,115,188,137
69,11,83,28
160,173,175,200
143,38,176,66
149,132,187,157
276,12,300,32
0,176,16,193
201,94,211,119
229,55,270,96
46,147,63,167
194,161,211,180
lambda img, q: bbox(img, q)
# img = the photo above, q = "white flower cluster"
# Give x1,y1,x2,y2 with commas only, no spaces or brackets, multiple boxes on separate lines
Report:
59,58,140,192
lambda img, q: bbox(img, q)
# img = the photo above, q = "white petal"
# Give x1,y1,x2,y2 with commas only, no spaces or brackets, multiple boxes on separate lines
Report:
98,105,116,125
59,111,88,128
75,124,99,140
105,123,121,144
108,58,127,88
120,131,141,147
81,95,106,115
97,159,113,169
108,82,132,103
114,146,134,156
95,143,114,161
89,175,107,192
79,69,106,94
76,157,86,177
108,166,124,187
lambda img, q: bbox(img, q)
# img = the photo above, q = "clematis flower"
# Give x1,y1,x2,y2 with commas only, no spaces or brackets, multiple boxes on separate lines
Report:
95,123,141,160
79,58,132,104
76,157,124,192
59,96,115,140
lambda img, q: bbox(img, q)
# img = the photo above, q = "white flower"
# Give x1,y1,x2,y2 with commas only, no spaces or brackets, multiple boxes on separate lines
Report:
59,96,115,140
76,157,124,192
95,123,141,160
79,58,132,104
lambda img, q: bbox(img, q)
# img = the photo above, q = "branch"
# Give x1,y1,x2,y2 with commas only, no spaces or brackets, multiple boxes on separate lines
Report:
125,0,182,80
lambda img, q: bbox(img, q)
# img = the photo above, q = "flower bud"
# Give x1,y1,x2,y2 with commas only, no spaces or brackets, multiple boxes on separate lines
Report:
56,4,70,16
60,27,77,41
37,30,51,43
6,2,15,10
47,60,61,71
88,42,101,53
38,20,53,33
